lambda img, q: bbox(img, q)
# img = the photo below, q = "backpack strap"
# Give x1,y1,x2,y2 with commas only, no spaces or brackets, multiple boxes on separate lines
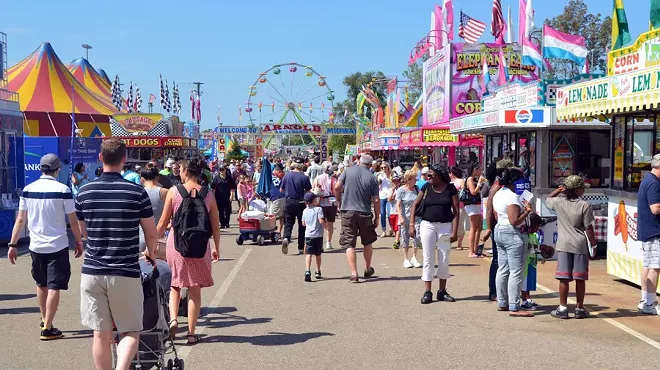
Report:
176,185,190,199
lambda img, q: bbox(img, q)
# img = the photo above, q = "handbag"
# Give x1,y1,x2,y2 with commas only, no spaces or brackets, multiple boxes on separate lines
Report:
414,186,428,218
459,178,481,205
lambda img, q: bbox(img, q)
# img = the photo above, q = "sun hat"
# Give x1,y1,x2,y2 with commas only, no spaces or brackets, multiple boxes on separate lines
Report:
563,175,590,190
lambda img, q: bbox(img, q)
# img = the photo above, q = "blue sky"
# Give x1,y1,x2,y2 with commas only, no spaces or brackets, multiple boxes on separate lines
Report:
2,0,652,130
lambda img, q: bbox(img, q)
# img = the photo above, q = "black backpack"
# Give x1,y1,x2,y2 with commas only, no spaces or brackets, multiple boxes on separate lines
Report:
172,185,212,258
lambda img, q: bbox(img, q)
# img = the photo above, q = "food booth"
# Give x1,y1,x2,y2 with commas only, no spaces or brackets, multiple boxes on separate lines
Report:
556,28,660,291
110,114,200,162
0,88,25,242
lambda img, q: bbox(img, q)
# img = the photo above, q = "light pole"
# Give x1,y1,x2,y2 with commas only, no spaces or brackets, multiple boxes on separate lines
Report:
82,44,92,60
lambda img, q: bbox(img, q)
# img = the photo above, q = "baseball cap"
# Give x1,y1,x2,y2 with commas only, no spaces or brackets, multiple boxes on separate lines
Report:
563,175,590,190
165,158,175,168
40,153,61,171
421,167,429,174
392,173,401,180
304,192,317,203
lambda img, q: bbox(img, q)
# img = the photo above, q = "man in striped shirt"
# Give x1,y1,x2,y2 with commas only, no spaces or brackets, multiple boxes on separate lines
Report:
76,138,158,370
7,153,84,341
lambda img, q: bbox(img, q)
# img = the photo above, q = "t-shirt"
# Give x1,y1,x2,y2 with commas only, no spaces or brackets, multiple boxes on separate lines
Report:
396,186,419,222
166,173,182,187
280,171,311,200
378,172,392,199
338,165,379,214
123,170,141,185
19,175,76,254
545,195,595,254
493,187,521,227
270,173,285,201
315,173,336,207
306,163,323,184
416,178,428,189
637,172,660,242
420,183,458,223
75,172,154,278
302,206,324,238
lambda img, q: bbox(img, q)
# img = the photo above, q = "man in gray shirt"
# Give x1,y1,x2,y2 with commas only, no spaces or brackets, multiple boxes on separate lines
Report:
335,154,380,283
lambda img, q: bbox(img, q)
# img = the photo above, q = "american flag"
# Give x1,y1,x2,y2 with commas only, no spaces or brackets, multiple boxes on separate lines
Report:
491,0,506,43
159,75,167,111
111,75,122,111
127,82,134,113
458,11,487,43
134,86,142,112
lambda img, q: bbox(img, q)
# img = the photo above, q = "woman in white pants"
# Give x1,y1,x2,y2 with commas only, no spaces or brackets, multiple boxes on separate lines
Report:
410,164,460,304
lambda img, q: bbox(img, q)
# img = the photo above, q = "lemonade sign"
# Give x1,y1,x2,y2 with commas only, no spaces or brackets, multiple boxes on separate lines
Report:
611,69,660,97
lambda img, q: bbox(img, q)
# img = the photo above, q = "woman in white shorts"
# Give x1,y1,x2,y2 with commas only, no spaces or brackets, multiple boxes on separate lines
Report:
464,163,485,258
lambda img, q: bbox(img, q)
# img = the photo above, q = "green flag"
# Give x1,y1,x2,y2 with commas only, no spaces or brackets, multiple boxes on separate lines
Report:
651,0,660,30
612,0,631,50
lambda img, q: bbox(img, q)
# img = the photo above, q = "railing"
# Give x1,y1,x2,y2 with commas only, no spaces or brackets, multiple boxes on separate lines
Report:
0,88,19,103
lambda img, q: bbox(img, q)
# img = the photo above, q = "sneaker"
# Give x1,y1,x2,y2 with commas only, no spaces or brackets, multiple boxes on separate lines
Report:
380,231,387,238
297,249,304,255
437,289,456,302
325,242,333,250
304,271,312,282
40,318,44,329
640,302,660,315
315,271,322,279
392,241,400,249
364,267,375,278
421,291,433,304
281,238,289,255
40,327,64,341
575,308,591,319
638,300,647,312
348,276,360,283
403,259,413,268
410,256,422,268
551,307,570,319
520,300,537,311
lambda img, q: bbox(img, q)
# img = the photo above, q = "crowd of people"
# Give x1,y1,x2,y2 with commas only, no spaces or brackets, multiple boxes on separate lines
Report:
5,142,660,369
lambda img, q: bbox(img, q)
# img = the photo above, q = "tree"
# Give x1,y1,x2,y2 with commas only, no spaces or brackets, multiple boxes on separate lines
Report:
401,54,428,104
328,134,356,156
545,0,612,79
332,71,387,124
226,140,247,161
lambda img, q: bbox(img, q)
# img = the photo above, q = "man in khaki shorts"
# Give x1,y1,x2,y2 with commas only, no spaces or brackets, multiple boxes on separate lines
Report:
76,138,158,370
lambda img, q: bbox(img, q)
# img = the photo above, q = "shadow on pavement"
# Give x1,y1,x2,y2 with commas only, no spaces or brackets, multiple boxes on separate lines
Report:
449,263,479,267
201,331,334,346
197,306,273,330
61,329,94,340
0,306,40,315
0,293,36,301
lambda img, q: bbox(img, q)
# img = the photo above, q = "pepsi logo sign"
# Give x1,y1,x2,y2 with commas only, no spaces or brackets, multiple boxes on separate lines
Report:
515,109,532,124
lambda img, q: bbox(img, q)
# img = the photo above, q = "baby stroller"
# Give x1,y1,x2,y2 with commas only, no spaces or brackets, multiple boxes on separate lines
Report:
112,262,184,370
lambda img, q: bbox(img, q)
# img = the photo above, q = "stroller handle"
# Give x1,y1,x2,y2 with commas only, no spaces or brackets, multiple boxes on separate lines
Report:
144,255,160,279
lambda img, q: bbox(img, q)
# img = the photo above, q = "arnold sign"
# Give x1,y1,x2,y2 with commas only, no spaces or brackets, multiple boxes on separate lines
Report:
261,124,322,134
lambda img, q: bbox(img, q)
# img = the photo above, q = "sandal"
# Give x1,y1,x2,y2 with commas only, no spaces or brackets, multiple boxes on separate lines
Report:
187,334,202,345
168,319,178,340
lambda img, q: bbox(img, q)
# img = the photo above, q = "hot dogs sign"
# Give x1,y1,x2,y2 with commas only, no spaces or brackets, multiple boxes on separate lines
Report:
613,200,638,250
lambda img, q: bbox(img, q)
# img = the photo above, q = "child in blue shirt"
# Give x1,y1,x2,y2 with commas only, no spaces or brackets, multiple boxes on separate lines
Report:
301,192,326,282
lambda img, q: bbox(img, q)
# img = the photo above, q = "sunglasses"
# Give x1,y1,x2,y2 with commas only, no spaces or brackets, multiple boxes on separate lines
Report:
426,173,434,178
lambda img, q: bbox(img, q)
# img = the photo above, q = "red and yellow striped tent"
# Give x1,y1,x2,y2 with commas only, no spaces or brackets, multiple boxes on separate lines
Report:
67,57,113,105
7,42,116,137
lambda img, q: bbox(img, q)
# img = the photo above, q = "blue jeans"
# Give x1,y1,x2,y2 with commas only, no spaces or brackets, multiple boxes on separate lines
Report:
489,236,498,297
380,198,388,231
494,225,525,311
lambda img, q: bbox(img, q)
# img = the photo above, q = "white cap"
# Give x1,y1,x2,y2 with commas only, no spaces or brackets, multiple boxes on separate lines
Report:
421,167,429,174
165,159,175,168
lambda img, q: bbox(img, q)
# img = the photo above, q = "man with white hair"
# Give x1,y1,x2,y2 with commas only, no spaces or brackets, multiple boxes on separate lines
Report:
637,153,660,315
334,154,380,283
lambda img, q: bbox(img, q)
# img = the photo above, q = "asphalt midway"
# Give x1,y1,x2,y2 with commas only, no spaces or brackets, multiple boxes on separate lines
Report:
1,213,659,369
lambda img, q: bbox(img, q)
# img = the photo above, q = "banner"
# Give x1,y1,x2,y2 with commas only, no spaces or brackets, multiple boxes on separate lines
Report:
320,135,329,162
482,82,541,111
217,126,259,134
326,127,356,135
113,113,163,133
452,43,538,118
385,78,399,128
423,44,451,126
608,28,660,76
423,129,457,143
261,124,322,134
114,136,184,148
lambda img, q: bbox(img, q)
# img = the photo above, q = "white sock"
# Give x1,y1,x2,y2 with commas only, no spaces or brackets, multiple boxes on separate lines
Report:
642,290,647,301
646,293,657,305
558,305,568,312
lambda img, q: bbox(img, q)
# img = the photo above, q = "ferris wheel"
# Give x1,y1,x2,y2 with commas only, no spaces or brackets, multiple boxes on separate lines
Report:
246,62,335,148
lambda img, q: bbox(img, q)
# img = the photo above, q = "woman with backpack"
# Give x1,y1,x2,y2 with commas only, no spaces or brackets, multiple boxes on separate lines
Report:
157,158,221,345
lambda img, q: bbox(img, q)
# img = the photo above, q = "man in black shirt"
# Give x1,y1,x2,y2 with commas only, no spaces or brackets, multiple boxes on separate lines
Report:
167,161,182,187
212,166,236,228
280,161,311,255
